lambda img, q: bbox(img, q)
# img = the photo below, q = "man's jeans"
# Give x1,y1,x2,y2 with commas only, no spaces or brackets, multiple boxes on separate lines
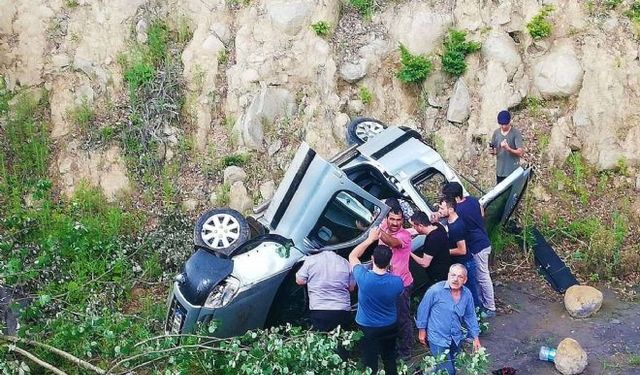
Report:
473,246,496,311
396,284,413,358
463,259,482,309
359,323,398,375
429,340,459,375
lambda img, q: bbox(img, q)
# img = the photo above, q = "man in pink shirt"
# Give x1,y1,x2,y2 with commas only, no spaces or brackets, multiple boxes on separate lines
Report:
379,198,414,359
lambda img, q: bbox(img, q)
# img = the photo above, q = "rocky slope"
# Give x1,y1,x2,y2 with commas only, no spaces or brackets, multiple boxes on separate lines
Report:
2,0,639,275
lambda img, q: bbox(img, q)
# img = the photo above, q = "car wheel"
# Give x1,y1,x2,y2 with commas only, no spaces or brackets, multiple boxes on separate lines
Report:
346,117,387,145
194,208,250,255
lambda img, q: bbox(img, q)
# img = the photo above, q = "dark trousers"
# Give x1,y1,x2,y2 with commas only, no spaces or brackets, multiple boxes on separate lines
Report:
310,310,350,360
359,323,398,375
396,284,413,358
309,310,351,332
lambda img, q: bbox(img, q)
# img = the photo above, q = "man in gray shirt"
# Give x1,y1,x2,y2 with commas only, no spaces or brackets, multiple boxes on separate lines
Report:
490,110,524,183
296,251,354,331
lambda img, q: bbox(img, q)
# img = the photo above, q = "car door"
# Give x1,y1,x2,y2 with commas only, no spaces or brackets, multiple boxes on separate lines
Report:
479,166,532,233
263,142,390,253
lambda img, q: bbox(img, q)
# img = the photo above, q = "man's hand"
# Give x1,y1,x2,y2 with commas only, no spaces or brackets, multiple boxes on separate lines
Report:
472,337,481,352
500,139,509,149
368,227,380,242
418,329,427,346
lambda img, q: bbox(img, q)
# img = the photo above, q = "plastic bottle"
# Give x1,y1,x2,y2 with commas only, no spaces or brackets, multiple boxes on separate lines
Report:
539,346,557,362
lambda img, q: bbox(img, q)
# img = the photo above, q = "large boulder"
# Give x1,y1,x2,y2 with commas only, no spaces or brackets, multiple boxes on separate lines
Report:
447,78,471,123
564,285,603,318
266,0,313,35
554,338,588,375
233,87,296,150
383,3,453,54
339,60,369,83
533,44,584,98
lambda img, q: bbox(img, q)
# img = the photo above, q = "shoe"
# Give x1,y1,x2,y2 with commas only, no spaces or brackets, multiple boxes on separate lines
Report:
481,309,497,318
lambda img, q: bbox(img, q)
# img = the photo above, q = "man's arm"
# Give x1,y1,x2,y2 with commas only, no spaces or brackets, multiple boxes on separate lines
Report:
349,228,379,269
415,287,436,341
295,259,309,285
463,292,482,352
410,252,433,268
449,239,467,256
378,228,402,248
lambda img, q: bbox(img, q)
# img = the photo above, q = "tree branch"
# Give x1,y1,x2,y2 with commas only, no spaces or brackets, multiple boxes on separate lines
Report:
4,344,68,375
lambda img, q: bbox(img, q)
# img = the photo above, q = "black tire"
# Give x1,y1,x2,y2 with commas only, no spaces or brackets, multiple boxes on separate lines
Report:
346,117,388,145
194,208,250,257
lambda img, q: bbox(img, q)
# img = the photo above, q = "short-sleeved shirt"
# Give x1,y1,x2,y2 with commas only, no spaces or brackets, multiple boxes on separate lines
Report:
491,127,523,177
380,223,414,287
296,251,353,311
414,223,451,282
353,264,404,327
456,196,491,254
447,217,470,263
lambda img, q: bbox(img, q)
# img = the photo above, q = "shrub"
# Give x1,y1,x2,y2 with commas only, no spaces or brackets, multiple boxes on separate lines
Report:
350,0,374,17
147,21,169,64
311,21,331,37
358,86,373,105
221,153,249,167
625,1,640,22
69,99,94,129
441,29,481,76
123,61,155,92
396,44,433,84
527,5,554,40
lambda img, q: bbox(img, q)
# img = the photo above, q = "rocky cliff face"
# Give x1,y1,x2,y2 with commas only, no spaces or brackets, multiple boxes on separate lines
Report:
1,0,639,205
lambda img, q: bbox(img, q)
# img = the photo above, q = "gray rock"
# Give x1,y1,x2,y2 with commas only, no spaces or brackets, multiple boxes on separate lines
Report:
446,78,470,123
182,198,198,212
266,0,312,35
260,180,276,200
636,176,640,191
233,87,296,150
136,19,148,44
339,60,369,83
533,45,584,98
482,30,521,77
332,112,350,140
384,4,453,54
223,166,247,185
52,54,71,68
348,99,364,114
74,83,94,104
554,338,588,375
73,54,94,76
268,139,282,156
229,181,253,213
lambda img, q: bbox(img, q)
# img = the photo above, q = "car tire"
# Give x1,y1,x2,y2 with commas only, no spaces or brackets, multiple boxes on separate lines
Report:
194,208,250,256
346,117,387,145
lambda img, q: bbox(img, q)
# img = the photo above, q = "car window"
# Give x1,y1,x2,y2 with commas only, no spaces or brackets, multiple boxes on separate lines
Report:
308,191,381,247
412,168,447,210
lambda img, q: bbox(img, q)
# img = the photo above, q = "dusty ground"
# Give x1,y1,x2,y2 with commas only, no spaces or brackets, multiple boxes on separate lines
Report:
404,274,640,374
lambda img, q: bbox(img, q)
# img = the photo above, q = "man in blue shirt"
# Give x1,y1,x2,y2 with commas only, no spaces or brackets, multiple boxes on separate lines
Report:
443,182,496,317
349,228,404,375
416,263,482,375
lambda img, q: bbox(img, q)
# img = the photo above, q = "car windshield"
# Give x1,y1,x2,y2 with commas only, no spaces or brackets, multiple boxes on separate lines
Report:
307,191,380,247
412,168,447,211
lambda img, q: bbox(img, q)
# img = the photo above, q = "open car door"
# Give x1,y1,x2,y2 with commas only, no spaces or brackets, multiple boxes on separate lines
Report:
479,166,532,233
263,142,390,254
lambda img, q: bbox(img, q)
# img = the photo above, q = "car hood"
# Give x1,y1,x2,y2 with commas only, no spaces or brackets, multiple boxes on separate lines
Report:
180,248,233,305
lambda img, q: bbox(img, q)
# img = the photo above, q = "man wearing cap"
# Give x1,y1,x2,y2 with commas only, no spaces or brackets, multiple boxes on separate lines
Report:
490,110,524,183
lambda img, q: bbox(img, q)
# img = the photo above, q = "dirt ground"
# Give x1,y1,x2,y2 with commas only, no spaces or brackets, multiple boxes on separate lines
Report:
405,275,640,374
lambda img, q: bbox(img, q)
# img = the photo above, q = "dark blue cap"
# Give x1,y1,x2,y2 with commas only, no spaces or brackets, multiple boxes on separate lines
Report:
497,110,511,125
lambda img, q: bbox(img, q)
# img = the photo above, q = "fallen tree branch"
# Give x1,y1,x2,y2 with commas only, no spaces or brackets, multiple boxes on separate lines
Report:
4,344,68,375
106,344,230,374
0,335,105,374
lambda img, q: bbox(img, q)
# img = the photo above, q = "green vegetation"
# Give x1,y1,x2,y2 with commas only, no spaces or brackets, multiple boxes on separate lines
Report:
629,354,640,366
350,0,375,17
221,153,250,167
396,44,433,84
311,21,331,37
218,48,229,64
625,1,640,23
358,86,373,105
65,0,79,8
68,99,94,130
527,5,554,40
525,96,545,118
441,29,481,76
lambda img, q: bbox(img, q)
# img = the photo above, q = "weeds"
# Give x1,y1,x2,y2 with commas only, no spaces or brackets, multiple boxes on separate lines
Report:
625,1,640,23
396,44,433,84
525,97,545,118
441,29,481,76
311,21,331,37
527,5,554,40
221,153,250,168
350,0,375,18
359,86,373,105
68,99,94,130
